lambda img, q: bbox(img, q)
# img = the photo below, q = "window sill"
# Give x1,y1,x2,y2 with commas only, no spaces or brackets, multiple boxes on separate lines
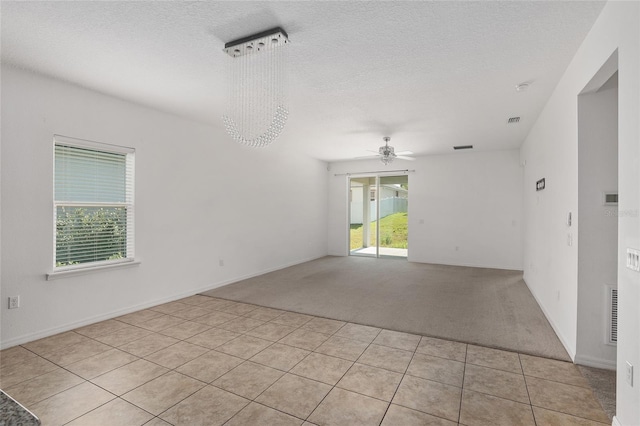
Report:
46,260,141,281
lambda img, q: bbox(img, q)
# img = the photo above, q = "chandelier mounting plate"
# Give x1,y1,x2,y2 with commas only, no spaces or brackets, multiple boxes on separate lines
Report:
224,27,289,58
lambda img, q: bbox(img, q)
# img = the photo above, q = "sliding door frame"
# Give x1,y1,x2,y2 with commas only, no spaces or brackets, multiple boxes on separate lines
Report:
347,175,380,257
347,172,409,258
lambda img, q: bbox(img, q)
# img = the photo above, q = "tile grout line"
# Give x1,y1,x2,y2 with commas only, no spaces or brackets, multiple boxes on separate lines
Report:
5,311,225,424
201,312,545,425
72,318,216,424
152,373,213,425
458,342,469,424
112,307,248,424
8,318,428,424
3,296,611,425
518,353,537,425
303,324,379,425
220,319,351,424
521,364,612,423
61,395,156,426
376,334,419,426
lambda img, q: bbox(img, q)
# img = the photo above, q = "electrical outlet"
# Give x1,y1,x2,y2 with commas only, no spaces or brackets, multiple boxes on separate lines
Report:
8,296,20,309
626,361,634,387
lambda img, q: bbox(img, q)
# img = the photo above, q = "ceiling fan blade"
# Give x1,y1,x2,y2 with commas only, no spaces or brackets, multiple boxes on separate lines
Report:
366,150,382,154
396,156,416,161
353,155,381,160
395,151,413,156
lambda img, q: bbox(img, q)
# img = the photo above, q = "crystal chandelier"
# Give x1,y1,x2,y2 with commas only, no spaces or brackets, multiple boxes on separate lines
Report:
379,137,397,165
222,28,289,148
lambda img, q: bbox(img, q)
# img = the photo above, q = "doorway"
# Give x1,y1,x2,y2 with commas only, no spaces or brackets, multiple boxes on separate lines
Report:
349,175,408,258
576,51,618,369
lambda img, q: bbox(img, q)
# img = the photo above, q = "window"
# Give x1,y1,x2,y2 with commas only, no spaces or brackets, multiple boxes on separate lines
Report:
54,135,135,270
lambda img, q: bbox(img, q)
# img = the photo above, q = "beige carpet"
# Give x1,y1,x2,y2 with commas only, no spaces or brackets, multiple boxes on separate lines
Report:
201,256,569,361
579,365,616,420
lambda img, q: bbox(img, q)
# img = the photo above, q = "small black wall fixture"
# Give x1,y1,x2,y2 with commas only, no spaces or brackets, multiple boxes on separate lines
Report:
536,178,546,191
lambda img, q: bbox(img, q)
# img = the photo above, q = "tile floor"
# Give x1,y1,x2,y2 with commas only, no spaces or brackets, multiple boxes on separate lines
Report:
0,295,611,426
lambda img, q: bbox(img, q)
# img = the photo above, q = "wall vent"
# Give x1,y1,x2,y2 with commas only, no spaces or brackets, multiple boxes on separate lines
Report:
607,285,618,345
453,145,473,150
507,117,521,124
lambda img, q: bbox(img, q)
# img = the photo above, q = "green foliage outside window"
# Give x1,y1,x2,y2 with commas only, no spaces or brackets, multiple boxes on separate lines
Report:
56,206,127,267
350,212,408,250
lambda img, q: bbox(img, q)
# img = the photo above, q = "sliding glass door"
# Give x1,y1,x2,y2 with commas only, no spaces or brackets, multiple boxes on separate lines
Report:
349,177,377,257
349,175,408,258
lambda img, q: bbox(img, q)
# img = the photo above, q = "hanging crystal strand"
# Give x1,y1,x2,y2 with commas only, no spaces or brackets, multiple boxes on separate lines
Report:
254,50,259,143
222,29,289,148
236,52,248,141
258,51,263,146
229,54,234,139
244,53,249,144
268,43,273,143
248,52,253,146
252,51,257,144
265,43,272,147
236,53,241,143
248,53,253,144
237,53,242,142
267,45,274,147
256,50,262,146
253,51,259,143
273,43,278,137
247,51,252,143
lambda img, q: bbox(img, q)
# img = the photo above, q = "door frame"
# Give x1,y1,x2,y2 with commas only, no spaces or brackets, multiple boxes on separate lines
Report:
347,173,408,258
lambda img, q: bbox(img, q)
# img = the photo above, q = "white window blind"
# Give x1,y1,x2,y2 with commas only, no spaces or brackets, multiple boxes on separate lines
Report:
54,135,135,270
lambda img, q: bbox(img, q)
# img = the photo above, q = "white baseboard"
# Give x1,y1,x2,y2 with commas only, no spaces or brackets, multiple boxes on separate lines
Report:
575,354,617,370
612,415,622,426
407,257,524,272
522,278,576,361
0,284,212,349
330,251,524,272
0,254,326,350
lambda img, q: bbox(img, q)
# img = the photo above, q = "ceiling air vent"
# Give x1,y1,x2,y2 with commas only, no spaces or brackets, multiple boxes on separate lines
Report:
453,145,473,150
507,117,521,124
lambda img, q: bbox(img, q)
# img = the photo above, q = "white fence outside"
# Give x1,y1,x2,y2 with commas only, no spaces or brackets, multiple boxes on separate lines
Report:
350,197,408,224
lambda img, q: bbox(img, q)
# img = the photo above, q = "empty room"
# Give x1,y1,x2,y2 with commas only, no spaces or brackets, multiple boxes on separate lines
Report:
1,1,639,426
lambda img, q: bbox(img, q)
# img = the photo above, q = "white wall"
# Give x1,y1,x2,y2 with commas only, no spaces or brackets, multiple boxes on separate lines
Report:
328,149,523,270
0,66,329,348
519,2,639,424
576,74,618,369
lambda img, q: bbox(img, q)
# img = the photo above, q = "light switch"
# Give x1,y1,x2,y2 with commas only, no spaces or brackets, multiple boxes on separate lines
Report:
627,249,640,272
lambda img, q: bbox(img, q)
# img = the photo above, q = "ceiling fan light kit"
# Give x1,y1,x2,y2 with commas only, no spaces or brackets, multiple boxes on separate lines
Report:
354,136,415,164
222,27,289,148
379,136,397,165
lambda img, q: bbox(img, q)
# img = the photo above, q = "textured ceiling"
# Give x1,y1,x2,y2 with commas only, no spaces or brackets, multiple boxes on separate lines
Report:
1,1,605,161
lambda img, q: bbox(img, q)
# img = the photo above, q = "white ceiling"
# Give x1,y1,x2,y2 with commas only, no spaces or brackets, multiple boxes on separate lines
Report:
1,1,605,162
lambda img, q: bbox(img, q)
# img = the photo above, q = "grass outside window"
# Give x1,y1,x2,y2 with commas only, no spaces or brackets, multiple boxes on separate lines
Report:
350,212,408,250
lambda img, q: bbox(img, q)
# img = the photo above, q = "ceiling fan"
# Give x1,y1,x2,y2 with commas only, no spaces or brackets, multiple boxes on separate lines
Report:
360,137,415,165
